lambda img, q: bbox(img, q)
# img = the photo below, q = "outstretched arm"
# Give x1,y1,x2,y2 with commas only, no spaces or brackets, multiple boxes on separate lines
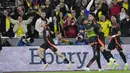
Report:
8,17,17,25
86,0,94,11
24,16,34,25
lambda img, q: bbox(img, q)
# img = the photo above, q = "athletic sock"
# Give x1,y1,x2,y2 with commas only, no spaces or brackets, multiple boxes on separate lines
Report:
42,58,47,64
119,52,127,63
107,51,116,63
107,51,114,58
64,58,69,64
102,50,110,62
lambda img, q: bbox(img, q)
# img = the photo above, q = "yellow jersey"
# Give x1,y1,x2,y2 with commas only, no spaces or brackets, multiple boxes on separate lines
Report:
98,20,112,37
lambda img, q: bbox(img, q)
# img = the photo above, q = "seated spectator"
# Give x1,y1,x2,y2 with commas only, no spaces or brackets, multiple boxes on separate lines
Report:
26,25,39,38
8,16,33,38
74,34,88,45
98,15,112,37
63,13,77,38
17,35,34,46
109,0,121,18
0,9,14,37
120,11,130,37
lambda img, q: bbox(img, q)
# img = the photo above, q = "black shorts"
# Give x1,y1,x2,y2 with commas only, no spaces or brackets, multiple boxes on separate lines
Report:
40,43,57,52
88,36,98,44
108,37,123,51
88,35,105,49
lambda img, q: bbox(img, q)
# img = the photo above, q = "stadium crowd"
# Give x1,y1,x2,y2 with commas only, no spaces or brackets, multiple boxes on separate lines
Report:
0,0,130,46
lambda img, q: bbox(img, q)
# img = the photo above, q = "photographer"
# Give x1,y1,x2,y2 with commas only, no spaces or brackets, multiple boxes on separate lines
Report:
17,35,34,46
74,34,88,45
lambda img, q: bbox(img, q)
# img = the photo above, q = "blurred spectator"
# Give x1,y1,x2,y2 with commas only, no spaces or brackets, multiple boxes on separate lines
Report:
35,11,49,37
63,13,77,38
120,12,130,37
77,10,85,24
8,16,33,38
65,0,75,9
71,10,77,21
51,0,60,9
51,5,61,16
106,0,112,5
81,0,88,7
0,10,14,37
58,0,69,16
2,39,11,46
31,0,41,9
17,35,34,46
17,6,25,17
71,0,81,18
119,8,127,21
29,7,41,26
98,15,112,37
15,0,23,7
57,12,64,36
12,6,28,20
42,0,53,18
119,0,130,11
49,16,63,37
96,0,109,20
23,0,32,13
26,25,39,38
109,0,121,18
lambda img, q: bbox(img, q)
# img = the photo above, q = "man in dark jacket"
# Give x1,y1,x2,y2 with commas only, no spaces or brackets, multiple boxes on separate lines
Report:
120,11,130,37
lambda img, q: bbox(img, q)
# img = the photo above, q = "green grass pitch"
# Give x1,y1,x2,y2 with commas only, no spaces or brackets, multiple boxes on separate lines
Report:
5,70,130,73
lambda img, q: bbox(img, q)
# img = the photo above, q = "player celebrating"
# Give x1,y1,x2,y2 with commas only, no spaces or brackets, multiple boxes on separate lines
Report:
82,13,114,71
107,15,129,70
37,23,71,70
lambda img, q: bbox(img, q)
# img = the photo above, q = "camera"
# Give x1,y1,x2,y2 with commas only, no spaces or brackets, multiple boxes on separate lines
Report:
21,36,34,44
17,35,34,46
